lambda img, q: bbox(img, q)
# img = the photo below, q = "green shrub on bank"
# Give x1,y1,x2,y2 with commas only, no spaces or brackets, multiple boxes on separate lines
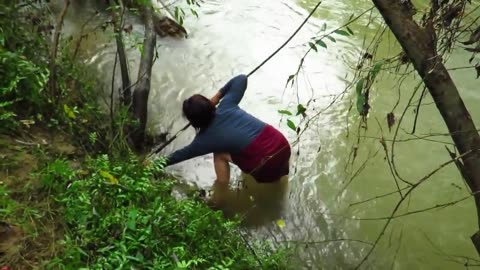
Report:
43,155,287,269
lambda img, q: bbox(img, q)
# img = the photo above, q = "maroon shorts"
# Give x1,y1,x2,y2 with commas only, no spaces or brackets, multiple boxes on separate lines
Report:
231,125,291,183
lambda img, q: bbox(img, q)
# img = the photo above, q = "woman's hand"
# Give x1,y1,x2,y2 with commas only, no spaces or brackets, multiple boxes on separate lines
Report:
210,91,223,106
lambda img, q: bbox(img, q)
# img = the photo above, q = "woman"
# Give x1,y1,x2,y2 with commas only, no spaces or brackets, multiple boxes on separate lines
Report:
165,74,291,184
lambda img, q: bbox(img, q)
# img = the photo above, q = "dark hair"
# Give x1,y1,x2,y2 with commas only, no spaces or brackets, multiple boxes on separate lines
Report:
182,94,216,131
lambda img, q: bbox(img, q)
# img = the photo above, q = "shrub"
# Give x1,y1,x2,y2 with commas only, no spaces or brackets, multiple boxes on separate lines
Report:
43,155,287,269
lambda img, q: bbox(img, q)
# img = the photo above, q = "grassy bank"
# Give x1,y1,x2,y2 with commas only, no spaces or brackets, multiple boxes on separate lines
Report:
0,2,288,269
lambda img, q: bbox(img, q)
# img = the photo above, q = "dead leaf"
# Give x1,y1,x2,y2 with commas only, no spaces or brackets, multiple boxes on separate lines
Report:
363,52,373,60
19,119,35,128
387,112,396,132
123,24,133,34
276,219,286,229
462,25,480,45
100,170,118,185
63,104,76,119
442,4,463,27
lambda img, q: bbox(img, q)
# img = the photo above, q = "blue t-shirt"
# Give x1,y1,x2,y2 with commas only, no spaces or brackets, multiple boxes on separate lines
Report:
165,75,266,166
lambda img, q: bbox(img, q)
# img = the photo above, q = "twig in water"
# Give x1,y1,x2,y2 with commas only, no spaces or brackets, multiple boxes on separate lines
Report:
411,86,427,134
348,186,410,207
353,150,475,269
282,238,374,246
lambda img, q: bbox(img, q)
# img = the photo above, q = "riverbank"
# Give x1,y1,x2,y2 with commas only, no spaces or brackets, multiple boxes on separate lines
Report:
0,2,288,269
0,126,287,269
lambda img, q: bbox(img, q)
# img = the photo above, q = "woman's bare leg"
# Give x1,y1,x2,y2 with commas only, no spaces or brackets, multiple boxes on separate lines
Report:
213,153,232,184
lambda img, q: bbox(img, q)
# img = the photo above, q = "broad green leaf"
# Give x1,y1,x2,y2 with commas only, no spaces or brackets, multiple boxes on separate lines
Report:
315,39,327,48
334,29,350,36
287,120,296,131
308,42,318,52
278,110,293,116
356,78,365,95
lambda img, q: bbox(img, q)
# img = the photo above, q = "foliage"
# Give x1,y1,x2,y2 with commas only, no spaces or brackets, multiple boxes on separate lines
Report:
41,155,287,270
0,2,128,154
0,3,50,131
278,21,356,134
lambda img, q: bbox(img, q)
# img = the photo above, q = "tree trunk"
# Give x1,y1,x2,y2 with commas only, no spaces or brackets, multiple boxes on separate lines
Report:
131,4,156,149
109,0,131,106
49,0,70,102
372,0,480,252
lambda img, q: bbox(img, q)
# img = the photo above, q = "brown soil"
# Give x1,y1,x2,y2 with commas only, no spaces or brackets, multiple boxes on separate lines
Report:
0,127,79,269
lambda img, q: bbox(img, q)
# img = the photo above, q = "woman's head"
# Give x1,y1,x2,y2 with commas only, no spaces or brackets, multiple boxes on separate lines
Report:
183,94,216,131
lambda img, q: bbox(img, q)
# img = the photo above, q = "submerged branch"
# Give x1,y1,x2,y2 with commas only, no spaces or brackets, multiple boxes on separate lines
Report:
283,238,374,246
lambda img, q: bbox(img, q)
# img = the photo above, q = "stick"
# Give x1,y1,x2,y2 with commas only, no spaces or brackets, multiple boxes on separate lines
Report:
148,0,323,158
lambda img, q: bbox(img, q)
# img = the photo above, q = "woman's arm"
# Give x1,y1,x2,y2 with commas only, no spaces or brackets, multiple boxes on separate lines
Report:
210,91,223,106
217,75,248,109
165,138,209,166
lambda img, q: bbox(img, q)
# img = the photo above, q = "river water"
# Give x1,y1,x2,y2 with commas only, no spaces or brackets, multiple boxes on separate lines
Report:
61,0,480,268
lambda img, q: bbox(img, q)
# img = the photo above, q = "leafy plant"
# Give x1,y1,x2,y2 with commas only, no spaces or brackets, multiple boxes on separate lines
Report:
44,155,287,269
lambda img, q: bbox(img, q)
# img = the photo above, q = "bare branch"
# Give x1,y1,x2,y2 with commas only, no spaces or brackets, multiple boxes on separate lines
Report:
48,0,70,99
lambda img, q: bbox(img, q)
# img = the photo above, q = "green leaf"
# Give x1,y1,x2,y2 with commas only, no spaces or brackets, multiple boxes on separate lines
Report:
308,42,318,52
371,60,384,80
63,104,76,119
334,29,350,36
287,120,296,131
348,13,355,21
321,23,327,32
278,110,293,116
356,93,365,114
315,39,327,48
127,209,138,230
296,104,306,116
347,26,354,35
276,219,286,229
174,7,180,20
356,78,365,95
190,8,199,18
286,74,295,87
100,170,118,184
326,35,336,42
